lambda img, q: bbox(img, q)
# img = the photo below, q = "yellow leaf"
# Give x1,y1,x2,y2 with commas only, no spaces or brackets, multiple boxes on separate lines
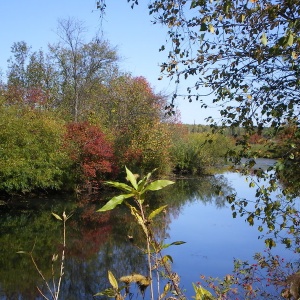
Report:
208,24,215,34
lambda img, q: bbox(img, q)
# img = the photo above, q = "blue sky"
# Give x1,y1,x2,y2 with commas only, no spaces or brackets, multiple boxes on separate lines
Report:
0,0,219,124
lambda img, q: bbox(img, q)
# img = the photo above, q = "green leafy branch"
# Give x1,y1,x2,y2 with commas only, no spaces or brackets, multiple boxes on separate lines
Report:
96,167,187,299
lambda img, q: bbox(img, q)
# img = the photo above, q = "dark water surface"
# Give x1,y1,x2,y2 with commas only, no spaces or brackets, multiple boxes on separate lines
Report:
0,159,297,299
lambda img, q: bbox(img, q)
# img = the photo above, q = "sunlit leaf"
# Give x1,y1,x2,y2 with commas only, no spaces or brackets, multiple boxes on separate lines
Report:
192,282,214,299
94,288,116,297
160,282,171,299
97,194,134,212
52,212,62,221
208,24,215,34
137,170,153,192
260,32,268,46
287,32,294,46
265,238,276,249
108,270,118,290
142,180,175,193
149,205,168,220
125,166,138,190
161,241,186,249
162,254,173,263
105,181,134,193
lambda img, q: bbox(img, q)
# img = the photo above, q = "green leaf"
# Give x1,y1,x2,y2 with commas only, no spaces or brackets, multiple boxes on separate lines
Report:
161,241,186,249
265,238,276,249
149,205,168,220
170,241,186,246
16,251,27,254
125,166,138,190
160,282,171,299
137,170,153,192
94,288,116,297
143,180,175,193
52,212,62,221
249,182,255,188
287,32,294,46
97,194,134,212
200,23,207,31
193,282,214,299
247,215,254,226
105,181,134,193
162,254,173,264
108,270,118,290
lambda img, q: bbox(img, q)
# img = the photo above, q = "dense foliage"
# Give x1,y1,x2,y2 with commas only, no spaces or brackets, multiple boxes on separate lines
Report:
172,132,233,174
0,104,70,193
64,122,116,189
0,18,234,194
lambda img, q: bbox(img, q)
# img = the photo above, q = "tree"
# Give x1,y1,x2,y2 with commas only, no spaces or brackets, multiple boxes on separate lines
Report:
95,75,176,175
6,42,59,108
49,17,119,121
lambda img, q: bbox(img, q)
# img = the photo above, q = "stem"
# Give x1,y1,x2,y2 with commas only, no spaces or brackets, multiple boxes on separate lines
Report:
156,253,160,299
51,260,57,298
137,200,154,300
55,215,66,299
157,250,185,299
30,254,54,300
36,286,50,300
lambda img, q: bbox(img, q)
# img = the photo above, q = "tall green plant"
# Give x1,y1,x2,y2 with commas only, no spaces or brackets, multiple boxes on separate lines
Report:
95,167,188,299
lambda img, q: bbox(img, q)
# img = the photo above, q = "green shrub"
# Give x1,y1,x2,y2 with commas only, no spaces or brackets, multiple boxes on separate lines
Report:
0,105,71,193
172,132,233,175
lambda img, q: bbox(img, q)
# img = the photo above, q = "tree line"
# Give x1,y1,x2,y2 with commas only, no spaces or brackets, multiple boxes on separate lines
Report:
0,17,232,195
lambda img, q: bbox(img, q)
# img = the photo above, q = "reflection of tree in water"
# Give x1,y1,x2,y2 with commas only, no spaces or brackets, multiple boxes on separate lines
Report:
150,174,235,220
0,175,235,299
0,194,150,299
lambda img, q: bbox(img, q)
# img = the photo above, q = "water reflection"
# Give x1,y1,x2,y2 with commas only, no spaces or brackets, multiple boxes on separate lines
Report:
0,172,270,299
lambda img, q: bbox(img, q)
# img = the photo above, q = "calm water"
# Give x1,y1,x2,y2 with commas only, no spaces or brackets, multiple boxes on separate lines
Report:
0,159,297,299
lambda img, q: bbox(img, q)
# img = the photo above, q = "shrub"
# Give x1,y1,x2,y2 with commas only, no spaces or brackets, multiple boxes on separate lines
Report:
123,122,173,176
64,122,116,189
0,105,70,193
172,132,233,175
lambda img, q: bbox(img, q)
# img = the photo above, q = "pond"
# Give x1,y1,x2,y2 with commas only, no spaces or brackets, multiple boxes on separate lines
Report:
0,159,297,299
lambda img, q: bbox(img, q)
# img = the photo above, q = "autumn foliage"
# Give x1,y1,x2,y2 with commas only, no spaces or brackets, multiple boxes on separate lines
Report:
64,122,116,188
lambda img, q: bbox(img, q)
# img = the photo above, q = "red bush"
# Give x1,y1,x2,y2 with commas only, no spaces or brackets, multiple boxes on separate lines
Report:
64,122,117,186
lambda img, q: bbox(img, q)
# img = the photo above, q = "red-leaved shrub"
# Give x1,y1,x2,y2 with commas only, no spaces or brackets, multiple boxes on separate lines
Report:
64,122,116,188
